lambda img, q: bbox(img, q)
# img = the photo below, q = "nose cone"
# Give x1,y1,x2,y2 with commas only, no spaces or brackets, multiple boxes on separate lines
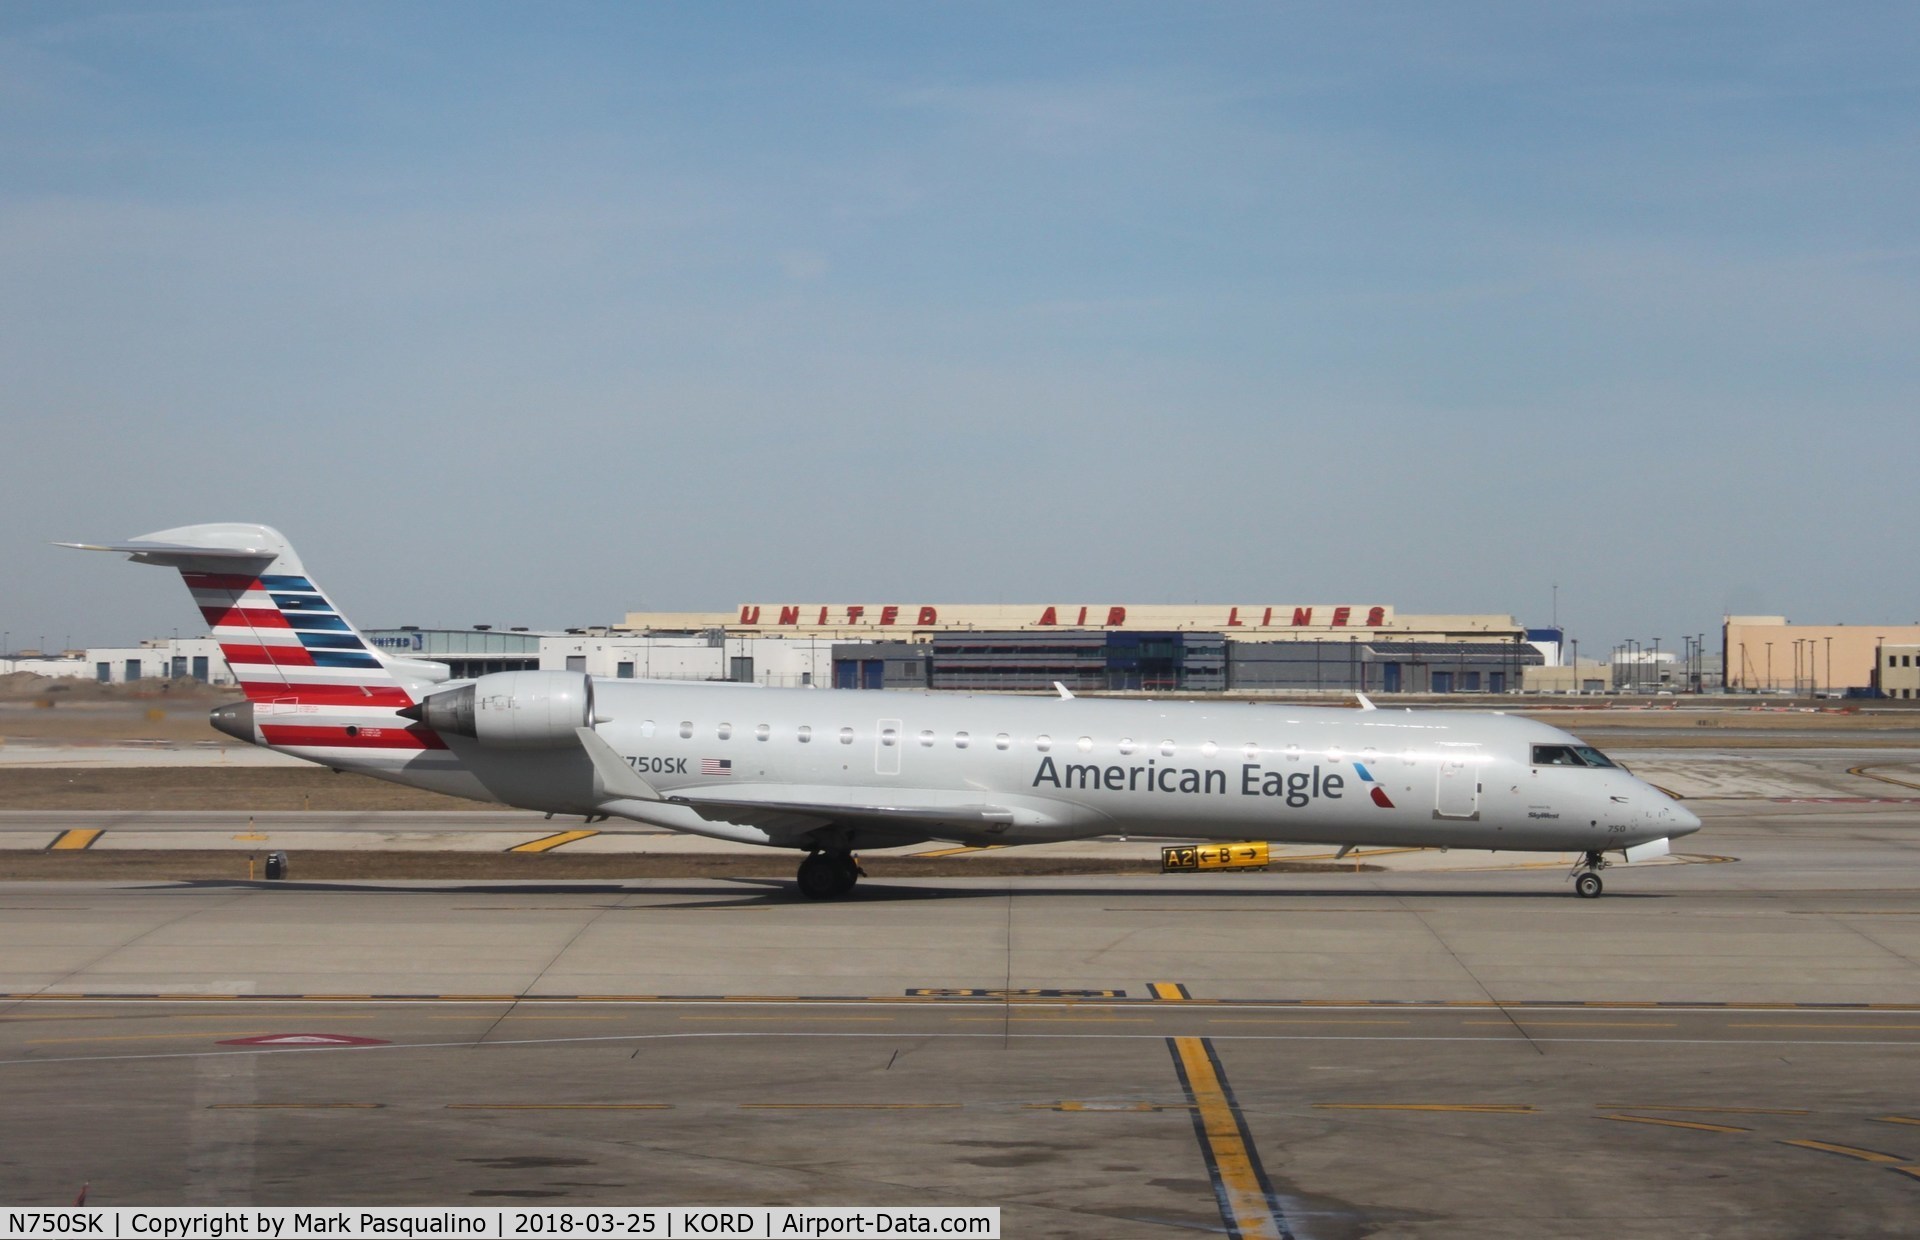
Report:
209,701,257,745
1670,801,1703,837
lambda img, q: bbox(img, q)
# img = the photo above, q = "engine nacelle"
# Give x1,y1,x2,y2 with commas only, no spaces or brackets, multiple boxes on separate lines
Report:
411,670,596,748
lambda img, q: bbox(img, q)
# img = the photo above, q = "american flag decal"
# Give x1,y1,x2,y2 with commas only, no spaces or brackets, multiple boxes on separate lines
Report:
701,758,733,776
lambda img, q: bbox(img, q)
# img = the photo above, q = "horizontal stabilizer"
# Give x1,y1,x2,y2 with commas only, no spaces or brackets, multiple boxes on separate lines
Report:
56,539,277,567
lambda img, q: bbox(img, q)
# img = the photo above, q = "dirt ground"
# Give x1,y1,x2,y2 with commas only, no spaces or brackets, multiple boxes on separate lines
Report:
0,766,475,811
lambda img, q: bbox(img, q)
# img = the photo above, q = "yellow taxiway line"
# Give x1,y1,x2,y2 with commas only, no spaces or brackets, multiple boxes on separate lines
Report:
1169,1036,1287,1240
508,830,600,854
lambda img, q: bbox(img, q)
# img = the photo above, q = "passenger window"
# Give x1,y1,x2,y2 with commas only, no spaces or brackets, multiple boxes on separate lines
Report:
1076,736,1093,753
717,723,732,741
995,734,1010,750
918,730,935,747
679,721,693,740
1036,735,1052,752
755,724,770,741
1200,741,1218,758
1118,738,1135,756
798,726,812,743
640,721,656,739
880,728,897,747
1160,740,1175,757
1243,742,1259,760
839,727,855,745
955,731,971,749
1285,744,1302,762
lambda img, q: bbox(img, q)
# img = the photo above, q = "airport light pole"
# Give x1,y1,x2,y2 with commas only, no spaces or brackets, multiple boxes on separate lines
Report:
1766,642,1773,692
1652,637,1661,691
1825,635,1832,696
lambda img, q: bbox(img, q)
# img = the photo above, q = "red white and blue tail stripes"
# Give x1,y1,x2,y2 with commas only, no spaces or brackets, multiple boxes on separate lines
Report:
184,567,444,753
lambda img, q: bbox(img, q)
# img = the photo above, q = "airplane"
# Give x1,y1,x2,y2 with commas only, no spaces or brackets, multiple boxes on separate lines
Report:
64,523,1700,899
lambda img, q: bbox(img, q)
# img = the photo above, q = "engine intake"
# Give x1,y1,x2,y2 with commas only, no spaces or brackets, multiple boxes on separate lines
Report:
406,670,596,748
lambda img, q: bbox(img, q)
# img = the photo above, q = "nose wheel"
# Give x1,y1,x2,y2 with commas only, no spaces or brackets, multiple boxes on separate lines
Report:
796,850,862,900
1569,850,1610,899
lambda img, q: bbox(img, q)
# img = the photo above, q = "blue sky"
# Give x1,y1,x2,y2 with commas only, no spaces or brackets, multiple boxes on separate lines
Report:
3,2,1916,655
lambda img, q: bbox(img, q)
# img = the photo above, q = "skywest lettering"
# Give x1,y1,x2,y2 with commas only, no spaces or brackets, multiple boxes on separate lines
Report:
1032,757,1348,807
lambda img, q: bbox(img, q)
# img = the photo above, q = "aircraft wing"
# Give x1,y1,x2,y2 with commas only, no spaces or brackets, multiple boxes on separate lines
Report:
666,793,1018,836
573,726,1036,840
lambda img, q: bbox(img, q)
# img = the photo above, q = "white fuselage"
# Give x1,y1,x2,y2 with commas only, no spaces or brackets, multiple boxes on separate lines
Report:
316,680,1699,855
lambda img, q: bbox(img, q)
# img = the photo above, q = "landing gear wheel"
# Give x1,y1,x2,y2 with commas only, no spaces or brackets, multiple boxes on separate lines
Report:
1568,848,1611,899
796,851,861,900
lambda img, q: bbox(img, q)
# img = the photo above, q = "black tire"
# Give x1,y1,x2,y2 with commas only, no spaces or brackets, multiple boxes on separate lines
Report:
796,855,842,900
1574,872,1603,899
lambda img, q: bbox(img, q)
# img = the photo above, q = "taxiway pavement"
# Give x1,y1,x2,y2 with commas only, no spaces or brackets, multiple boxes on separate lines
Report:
2,798,1918,1237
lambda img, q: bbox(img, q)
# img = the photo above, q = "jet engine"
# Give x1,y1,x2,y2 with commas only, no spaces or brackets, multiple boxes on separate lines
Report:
404,670,597,748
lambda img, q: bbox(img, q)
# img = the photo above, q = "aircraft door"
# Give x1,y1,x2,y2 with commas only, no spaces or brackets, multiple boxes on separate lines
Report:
875,717,903,776
1435,745,1481,819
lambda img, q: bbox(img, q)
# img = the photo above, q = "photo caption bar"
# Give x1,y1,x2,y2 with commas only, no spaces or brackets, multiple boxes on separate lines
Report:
0,1208,999,1240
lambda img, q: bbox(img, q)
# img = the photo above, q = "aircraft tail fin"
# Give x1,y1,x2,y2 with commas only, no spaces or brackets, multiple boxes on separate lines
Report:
60,523,428,710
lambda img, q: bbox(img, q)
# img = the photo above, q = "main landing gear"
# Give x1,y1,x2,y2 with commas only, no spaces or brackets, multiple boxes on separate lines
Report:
1569,850,1611,899
796,850,863,900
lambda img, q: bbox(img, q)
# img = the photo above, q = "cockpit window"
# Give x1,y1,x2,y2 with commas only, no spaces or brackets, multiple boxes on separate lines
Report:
1531,743,1621,769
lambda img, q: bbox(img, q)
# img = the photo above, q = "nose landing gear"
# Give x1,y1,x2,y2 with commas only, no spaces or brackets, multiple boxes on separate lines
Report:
1569,850,1611,898
796,849,863,900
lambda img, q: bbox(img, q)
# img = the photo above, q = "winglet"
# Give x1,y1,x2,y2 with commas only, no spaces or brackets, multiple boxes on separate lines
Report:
574,727,662,802
1053,681,1074,700
1353,692,1377,711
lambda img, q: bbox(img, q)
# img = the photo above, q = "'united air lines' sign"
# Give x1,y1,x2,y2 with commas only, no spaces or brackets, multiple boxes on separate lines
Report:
733,605,1392,629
